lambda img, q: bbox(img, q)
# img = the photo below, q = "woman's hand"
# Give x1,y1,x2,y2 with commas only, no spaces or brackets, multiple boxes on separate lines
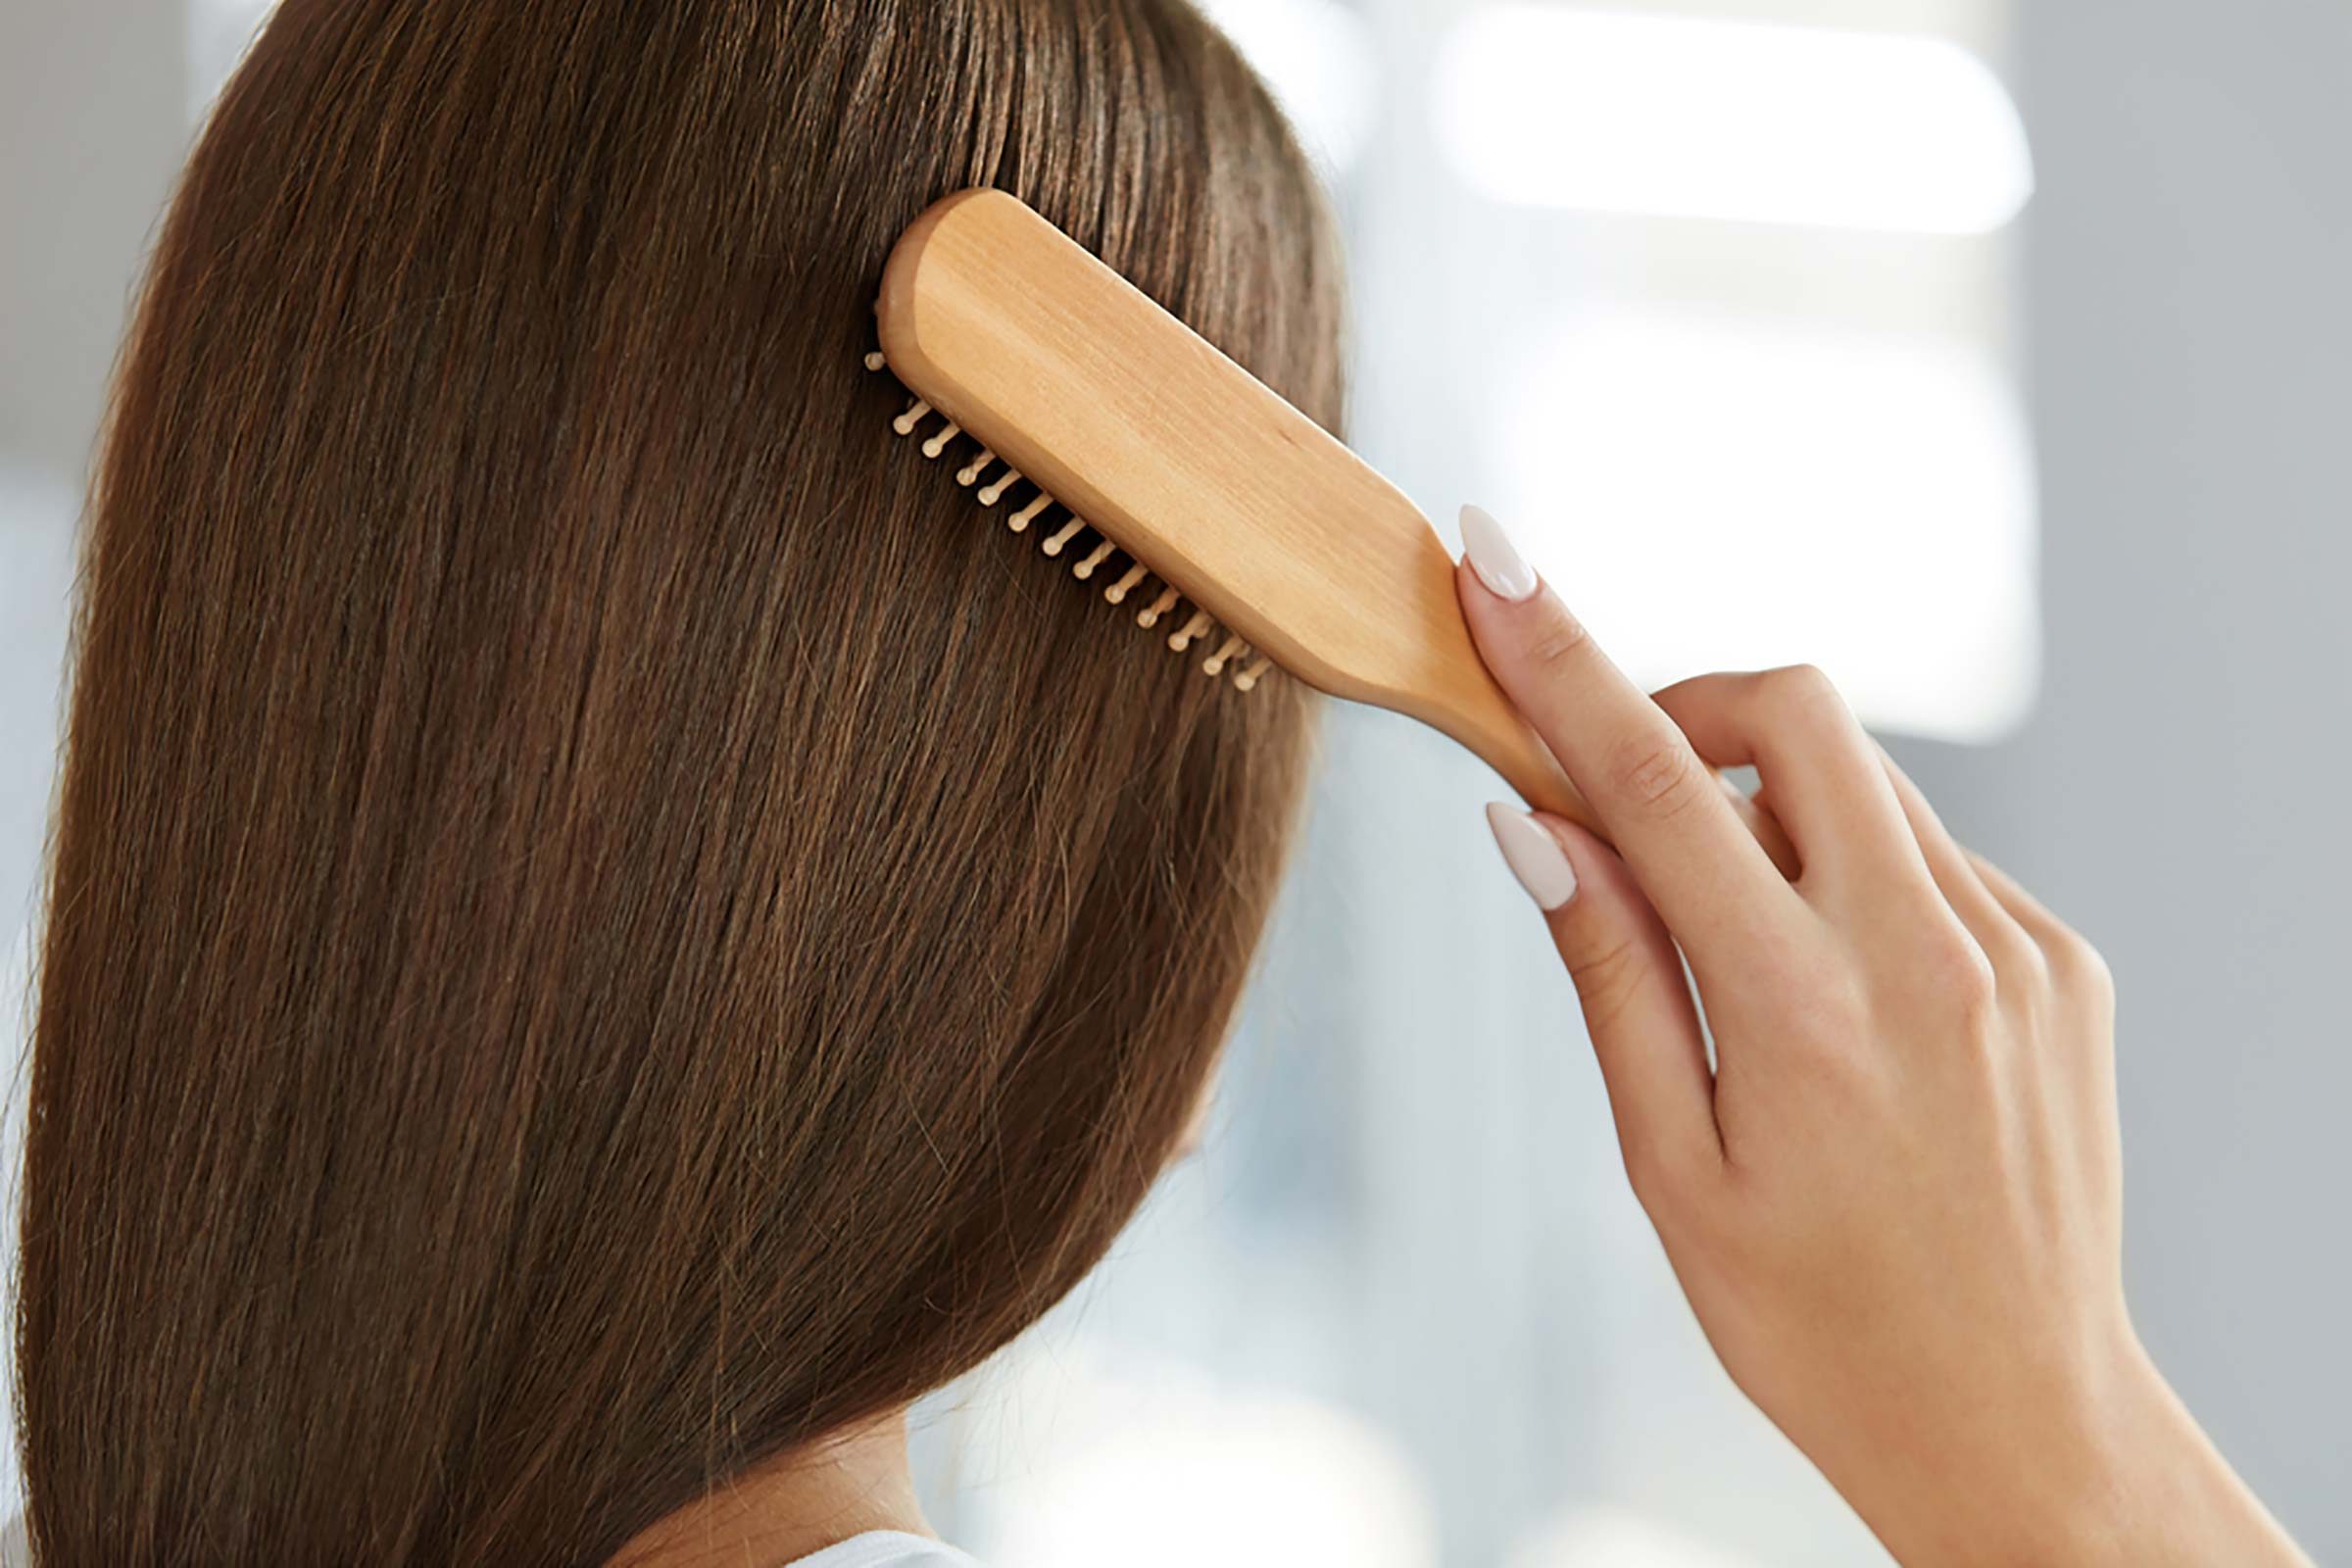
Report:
1453,506,2311,1568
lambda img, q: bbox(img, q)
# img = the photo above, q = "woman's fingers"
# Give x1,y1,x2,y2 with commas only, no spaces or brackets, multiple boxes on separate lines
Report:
1870,745,2047,984
1650,669,1932,898
1963,848,2115,1007
1960,846,2065,945
1456,507,1799,959
1486,805,1723,1191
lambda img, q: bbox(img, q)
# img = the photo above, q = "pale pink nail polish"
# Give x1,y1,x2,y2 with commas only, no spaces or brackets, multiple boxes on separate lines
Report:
1460,504,1540,602
1486,802,1578,910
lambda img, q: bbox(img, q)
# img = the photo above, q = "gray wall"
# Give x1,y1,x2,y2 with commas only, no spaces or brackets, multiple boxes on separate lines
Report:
1,0,183,942
0,0,181,477
1891,0,2352,1551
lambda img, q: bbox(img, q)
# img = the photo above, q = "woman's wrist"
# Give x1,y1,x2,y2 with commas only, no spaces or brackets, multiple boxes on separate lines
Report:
2068,1348,2312,1568
1848,1332,2311,1568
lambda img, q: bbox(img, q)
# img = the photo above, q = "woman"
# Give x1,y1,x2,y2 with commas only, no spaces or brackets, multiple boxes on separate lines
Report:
23,2,1332,1560
12,0,2311,1563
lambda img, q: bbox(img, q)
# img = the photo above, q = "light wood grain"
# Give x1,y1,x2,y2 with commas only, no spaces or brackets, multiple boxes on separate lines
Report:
878,188,1593,829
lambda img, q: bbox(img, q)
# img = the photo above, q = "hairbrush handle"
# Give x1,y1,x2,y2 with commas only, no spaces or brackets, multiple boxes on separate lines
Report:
1427,639,1592,826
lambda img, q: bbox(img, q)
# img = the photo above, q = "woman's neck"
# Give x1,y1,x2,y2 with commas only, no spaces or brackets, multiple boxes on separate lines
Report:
608,1410,931,1568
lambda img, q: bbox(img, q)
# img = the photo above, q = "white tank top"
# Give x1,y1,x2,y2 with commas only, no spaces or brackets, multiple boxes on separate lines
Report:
791,1532,984,1568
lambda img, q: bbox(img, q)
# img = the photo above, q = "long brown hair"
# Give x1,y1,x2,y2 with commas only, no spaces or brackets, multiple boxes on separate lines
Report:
16,2,1344,1560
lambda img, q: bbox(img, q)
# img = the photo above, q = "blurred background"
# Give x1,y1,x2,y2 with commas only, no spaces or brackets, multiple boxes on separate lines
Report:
3,0,2345,1563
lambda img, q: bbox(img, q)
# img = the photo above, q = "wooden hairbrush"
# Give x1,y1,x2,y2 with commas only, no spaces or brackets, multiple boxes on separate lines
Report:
867,188,1592,829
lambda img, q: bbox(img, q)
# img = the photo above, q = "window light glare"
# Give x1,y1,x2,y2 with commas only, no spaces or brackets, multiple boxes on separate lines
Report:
1196,0,1379,172
1434,6,2034,234
1493,306,2039,743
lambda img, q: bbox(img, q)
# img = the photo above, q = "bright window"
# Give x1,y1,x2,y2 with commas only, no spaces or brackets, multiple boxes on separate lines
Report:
1434,6,2033,234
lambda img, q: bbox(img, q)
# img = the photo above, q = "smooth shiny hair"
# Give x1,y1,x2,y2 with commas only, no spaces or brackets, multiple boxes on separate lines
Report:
17,1,1343,1560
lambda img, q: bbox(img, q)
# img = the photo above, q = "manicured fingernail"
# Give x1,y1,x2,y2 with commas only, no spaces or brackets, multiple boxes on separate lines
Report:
1460,504,1540,602
1485,802,1578,909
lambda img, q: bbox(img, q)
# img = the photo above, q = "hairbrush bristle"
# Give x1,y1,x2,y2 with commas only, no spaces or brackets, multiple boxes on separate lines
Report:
1167,609,1213,652
1072,538,1116,579
866,344,1265,689
1008,492,1053,533
1136,585,1180,629
1103,563,1149,604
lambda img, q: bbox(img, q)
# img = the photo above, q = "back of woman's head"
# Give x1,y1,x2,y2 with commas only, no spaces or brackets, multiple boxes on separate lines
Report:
17,2,1343,1559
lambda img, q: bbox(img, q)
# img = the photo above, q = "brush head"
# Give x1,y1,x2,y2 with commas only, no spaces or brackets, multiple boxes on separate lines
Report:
874,189,1460,704
872,189,1589,822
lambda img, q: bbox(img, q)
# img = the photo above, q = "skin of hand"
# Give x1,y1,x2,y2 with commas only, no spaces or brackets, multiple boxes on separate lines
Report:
1453,506,2312,1568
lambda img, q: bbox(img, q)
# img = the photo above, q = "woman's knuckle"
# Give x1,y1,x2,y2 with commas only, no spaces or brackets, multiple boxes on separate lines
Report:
1925,936,2001,1019
1607,733,1706,819
1871,917,1997,1017
1764,661,1833,700
1762,662,1842,724
1989,930,2049,991
1524,609,1592,673
1568,932,1646,1028
2053,929,2115,1002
